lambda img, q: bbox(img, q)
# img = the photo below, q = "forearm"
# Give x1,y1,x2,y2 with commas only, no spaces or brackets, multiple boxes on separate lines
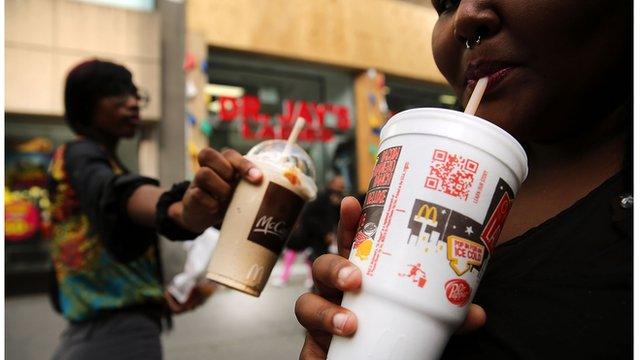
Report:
167,201,193,232
127,183,199,233
126,184,164,228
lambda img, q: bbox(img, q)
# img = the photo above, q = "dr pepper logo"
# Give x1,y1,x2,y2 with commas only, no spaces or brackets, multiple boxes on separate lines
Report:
445,279,471,306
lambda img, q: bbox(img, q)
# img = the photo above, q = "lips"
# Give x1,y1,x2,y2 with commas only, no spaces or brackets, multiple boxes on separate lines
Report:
464,61,516,92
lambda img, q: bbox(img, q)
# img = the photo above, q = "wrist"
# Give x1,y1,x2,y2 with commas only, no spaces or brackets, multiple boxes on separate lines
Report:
156,181,200,240
168,202,184,227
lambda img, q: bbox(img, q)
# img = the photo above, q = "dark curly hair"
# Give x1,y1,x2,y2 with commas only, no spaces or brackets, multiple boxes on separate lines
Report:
64,59,137,135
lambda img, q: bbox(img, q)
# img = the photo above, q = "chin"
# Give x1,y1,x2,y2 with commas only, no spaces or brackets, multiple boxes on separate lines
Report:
120,124,138,138
472,97,536,142
474,108,515,136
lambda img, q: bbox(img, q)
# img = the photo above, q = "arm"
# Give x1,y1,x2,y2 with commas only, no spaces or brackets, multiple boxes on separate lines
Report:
123,184,192,231
126,184,199,234
65,140,160,260
65,141,162,231
126,184,164,227
66,142,262,251
126,147,264,235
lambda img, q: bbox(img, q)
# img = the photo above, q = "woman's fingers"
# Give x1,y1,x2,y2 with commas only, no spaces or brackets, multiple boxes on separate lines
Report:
193,166,233,201
197,279,218,297
196,147,262,188
296,255,361,346
184,186,220,215
296,251,362,359
337,197,362,258
299,332,332,360
456,304,487,334
187,147,262,228
295,292,358,338
180,186,221,232
197,148,234,181
294,202,363,359
311,254,362,300
164,291,185,314
295,295,485,360
221,148,262,184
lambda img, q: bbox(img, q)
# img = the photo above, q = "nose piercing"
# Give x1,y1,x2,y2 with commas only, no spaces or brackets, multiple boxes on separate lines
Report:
465,34,482,49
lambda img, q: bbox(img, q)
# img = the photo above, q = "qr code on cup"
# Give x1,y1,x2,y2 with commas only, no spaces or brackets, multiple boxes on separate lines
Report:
425,149,478,201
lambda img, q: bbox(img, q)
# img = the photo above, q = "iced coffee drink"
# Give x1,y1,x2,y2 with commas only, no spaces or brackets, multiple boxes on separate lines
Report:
207,139,317,296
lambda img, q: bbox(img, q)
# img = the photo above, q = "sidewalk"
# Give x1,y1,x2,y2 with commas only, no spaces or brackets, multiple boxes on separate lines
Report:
6,260,312,360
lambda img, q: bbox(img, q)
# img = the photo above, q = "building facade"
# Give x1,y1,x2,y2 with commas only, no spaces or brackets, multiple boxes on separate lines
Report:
4,0,455,294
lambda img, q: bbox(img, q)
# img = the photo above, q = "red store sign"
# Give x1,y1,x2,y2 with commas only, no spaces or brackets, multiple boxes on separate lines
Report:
218,96,351,142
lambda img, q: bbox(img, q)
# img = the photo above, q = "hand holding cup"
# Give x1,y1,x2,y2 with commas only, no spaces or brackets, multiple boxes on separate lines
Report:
181,148,263,233
295,197,487,360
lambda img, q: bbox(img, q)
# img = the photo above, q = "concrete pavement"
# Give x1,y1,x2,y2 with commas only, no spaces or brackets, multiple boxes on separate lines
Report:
6,261,313,360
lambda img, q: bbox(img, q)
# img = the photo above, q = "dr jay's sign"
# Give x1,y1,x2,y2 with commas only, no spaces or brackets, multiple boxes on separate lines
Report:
218,96,352,142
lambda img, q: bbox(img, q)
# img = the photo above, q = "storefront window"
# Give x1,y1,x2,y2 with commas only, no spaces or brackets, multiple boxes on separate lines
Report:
203,51,459,193
385,75,458,114
205,50,356,191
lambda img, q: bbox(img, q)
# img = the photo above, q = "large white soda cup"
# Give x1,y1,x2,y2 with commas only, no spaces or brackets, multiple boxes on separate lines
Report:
207,140,317,297
327,108,528,359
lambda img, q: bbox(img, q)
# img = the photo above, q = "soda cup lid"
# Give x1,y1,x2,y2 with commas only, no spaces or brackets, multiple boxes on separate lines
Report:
380,108,528,185
246,140,318,197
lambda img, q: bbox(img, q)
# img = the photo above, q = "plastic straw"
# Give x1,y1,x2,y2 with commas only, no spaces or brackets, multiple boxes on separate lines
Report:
464,77,489,115
281,117,306,161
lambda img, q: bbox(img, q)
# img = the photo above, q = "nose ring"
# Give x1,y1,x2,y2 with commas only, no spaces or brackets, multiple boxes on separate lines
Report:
465,34,482,49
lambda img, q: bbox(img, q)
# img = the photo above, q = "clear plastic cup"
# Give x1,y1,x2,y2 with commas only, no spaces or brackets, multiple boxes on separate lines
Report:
206,140,317,296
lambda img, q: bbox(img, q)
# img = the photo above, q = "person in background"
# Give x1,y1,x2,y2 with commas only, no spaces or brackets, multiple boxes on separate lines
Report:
305,174,347,259
48,59,263,360
272,174,346,288
294,0,632,359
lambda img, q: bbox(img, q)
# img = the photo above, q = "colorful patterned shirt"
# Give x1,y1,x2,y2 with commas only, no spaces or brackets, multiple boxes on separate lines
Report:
48,139,163,322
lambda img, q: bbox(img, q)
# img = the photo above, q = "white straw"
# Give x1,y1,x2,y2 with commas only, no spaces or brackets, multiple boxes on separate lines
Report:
281,117,306,160
464,77,489,115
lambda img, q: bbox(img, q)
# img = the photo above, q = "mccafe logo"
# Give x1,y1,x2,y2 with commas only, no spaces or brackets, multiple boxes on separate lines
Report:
252,216,288,239
247,182,305,254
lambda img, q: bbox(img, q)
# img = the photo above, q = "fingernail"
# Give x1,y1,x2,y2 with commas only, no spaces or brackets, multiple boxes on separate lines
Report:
338,266,356,286
333,313,349,332
247,167,261,180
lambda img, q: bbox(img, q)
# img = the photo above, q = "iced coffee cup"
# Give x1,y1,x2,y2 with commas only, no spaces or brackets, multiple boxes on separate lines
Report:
327,108,528,360
206,139,317,297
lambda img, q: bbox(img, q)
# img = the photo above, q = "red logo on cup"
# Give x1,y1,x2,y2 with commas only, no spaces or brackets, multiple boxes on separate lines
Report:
445,279,471,306
353,231,367,247
480,192,512,253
